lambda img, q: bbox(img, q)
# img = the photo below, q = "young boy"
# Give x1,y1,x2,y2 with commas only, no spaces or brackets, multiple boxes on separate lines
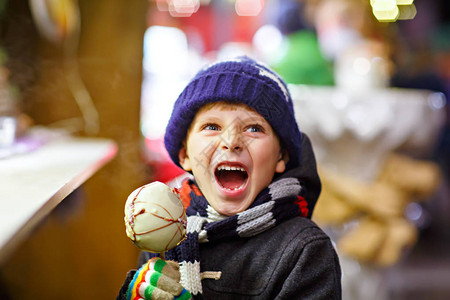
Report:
119,57,341,299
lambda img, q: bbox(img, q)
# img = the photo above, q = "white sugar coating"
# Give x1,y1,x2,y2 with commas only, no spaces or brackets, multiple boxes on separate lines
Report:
124,181,187,253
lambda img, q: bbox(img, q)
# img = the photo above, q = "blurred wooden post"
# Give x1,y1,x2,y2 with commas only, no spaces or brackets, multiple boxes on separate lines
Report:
0,0,149,298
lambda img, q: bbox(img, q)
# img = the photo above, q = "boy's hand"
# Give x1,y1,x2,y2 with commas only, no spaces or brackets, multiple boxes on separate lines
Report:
127,257,192,300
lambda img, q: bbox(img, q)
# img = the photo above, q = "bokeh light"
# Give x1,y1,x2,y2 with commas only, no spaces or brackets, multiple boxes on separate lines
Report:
168,0,200,17
370,0,416,22
252,24,283,62
372,0,399,22
235,0,264,16
398,4,417,20
396,0,414,5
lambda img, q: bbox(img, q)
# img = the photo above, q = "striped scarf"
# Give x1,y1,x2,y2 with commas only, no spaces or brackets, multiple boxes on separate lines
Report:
166,176,309,296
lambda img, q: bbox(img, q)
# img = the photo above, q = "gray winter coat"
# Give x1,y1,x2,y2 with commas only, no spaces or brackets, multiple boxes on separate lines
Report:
119,216,341,299
118,134,341,299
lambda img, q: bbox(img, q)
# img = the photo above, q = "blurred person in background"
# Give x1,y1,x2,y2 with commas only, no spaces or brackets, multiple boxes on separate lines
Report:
269,0,334,85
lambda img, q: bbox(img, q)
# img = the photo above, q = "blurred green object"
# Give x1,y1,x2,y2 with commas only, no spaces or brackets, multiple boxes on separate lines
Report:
432,23,450,52
271,30,334,86
0,0,7,18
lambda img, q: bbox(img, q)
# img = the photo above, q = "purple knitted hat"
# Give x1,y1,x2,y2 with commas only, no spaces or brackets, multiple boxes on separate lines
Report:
164,56,303,171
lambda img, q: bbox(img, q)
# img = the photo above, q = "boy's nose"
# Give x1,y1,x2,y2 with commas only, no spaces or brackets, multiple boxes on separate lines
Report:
220,130,243,152
222,143,241,151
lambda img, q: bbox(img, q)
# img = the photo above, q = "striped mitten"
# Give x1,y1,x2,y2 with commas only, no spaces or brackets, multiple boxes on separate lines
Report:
127,257,192,300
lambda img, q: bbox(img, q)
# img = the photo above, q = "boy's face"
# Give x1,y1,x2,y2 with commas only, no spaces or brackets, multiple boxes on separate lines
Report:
178,103,287,216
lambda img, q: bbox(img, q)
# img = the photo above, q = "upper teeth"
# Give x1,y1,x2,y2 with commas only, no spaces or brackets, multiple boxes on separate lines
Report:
217,165,245,172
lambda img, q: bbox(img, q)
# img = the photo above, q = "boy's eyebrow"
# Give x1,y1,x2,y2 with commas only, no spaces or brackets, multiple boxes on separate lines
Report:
193,115,222,125
238,113,267,125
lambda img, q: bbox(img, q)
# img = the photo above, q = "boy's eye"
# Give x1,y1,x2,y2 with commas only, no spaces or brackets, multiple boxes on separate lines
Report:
202,123,220,131
245,125,264,133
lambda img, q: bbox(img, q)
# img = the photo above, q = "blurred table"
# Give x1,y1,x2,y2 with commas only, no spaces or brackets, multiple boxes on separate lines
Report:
0,133,117,264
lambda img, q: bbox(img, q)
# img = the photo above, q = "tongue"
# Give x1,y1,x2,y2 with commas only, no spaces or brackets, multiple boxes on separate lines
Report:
217,171,246,190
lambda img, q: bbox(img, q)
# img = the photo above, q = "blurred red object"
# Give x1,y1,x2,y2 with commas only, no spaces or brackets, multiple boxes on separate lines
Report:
144,137,186,183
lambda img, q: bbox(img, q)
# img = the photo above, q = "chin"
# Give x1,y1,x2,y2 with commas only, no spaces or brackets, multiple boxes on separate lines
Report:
213,198,252,216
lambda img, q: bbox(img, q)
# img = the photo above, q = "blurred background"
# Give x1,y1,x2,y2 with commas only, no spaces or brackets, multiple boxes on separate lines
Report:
0,0,448,299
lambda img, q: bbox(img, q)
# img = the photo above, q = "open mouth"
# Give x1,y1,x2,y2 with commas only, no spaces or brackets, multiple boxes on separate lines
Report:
214,163,249,191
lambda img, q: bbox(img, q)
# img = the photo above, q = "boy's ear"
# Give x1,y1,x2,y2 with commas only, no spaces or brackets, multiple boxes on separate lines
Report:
275,150,289,173
178,147,192,171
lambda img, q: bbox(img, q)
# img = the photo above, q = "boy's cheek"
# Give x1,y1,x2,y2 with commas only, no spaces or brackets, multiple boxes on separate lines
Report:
192,139,217,159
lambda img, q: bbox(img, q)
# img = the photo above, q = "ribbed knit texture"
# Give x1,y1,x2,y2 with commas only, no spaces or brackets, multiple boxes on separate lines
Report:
164,56,303,171
164,177,308,296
